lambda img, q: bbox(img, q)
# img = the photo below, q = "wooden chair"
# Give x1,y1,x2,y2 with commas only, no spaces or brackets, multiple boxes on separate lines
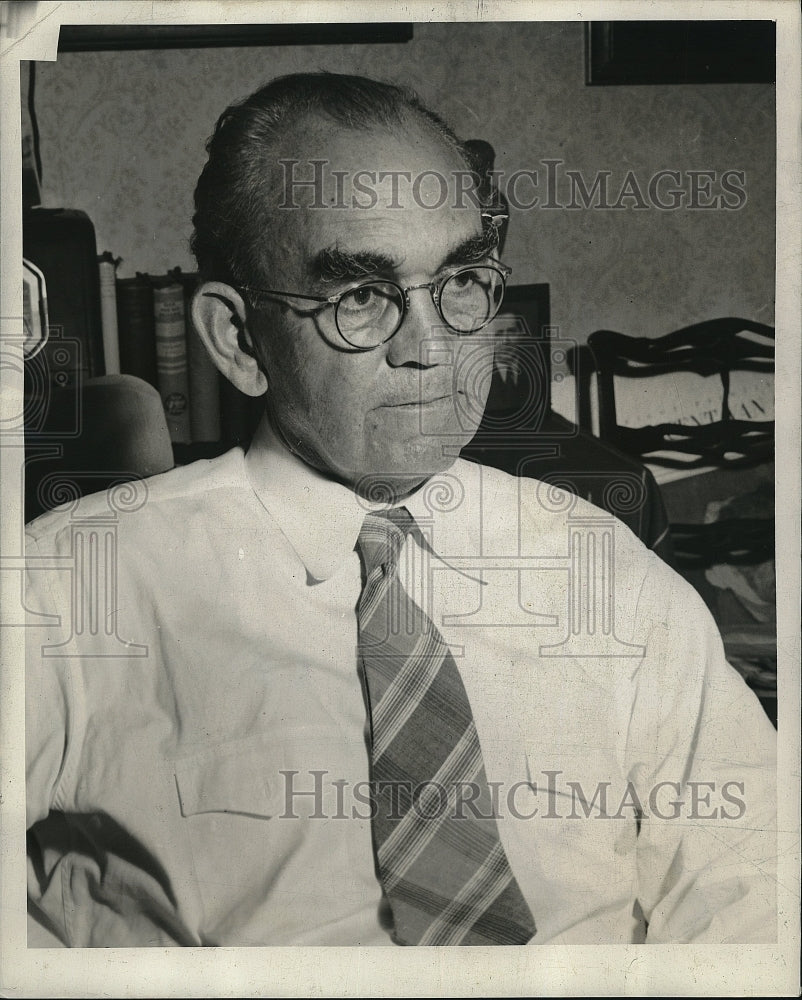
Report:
586,319,774,470
583,318,776,724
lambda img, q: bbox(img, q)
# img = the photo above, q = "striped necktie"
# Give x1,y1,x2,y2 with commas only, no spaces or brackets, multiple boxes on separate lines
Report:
356,506,536,946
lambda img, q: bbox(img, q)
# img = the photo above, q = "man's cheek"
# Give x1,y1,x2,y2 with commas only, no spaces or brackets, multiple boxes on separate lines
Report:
455,341,495,393
453,342,494,422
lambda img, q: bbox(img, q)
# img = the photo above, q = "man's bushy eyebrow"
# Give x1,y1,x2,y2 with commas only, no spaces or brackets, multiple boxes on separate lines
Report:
440,226,500,268
310,246,397,284
309,225,498,285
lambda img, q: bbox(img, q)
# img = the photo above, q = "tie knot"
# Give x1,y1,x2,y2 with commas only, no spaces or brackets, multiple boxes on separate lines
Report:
356,507,415,576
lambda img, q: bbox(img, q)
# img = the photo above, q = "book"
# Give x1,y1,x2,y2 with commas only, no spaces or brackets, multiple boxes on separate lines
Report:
116,274,158,388
153,280,191,444
170,268,221,443
97,252,121,375
116,268,262,454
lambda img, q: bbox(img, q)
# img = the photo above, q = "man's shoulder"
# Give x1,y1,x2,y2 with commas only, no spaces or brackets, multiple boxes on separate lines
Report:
454,455,650,536
451,455,668,591
25,447,248,549
454,457,721,664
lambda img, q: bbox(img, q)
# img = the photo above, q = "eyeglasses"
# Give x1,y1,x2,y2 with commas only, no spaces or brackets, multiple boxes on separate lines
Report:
238,261,512,351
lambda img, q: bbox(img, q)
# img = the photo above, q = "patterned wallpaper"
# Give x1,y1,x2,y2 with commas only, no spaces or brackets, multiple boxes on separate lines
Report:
24,21,776,344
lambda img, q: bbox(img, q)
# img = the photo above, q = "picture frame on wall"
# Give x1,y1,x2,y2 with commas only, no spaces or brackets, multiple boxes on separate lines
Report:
479,282,554,437
57,22,413,51
585,20,776,86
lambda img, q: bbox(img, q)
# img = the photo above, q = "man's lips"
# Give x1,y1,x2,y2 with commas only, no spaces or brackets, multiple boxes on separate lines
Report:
379,390,461,409
386,393,452,408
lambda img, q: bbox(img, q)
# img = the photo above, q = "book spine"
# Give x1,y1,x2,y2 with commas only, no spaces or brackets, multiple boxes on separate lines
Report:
98,252,121,375
170,269,222,444
116,274,158,388
153,281,191,444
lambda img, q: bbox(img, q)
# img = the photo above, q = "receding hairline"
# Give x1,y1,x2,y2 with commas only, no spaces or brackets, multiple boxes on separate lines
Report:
250,111,481,286
259,106,473,190
191,72,477,286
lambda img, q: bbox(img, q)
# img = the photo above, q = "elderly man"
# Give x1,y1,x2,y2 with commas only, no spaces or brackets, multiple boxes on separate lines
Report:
25,72,775,947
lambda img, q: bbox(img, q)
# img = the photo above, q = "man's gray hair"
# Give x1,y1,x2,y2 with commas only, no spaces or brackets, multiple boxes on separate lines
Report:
191,71,472,288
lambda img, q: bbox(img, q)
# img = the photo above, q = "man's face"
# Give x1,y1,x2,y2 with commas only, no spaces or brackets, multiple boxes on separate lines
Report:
249,116,496,497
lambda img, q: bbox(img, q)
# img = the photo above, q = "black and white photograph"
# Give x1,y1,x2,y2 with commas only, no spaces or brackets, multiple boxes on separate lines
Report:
0,1,799,996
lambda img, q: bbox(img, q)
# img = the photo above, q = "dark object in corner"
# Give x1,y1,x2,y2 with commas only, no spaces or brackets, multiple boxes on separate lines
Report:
58,23,413,52
586,21,775,85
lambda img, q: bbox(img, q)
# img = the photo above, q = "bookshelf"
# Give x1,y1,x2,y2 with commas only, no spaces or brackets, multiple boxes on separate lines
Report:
109,267,265,464
21,205,263,473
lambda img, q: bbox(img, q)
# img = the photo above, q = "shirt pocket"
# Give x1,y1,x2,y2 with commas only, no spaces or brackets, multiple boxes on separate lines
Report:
172,735,305,938
173,725,358,820
172,727,370,939
174,737,285,819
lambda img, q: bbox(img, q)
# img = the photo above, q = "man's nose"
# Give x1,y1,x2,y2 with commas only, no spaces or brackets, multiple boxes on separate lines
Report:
385,285,445,368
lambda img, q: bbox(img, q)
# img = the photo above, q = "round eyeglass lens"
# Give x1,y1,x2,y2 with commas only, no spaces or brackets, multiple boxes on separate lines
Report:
336,281,404,349
440,266,505,333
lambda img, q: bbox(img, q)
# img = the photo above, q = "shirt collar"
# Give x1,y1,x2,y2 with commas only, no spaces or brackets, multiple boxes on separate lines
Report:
244,415,455,582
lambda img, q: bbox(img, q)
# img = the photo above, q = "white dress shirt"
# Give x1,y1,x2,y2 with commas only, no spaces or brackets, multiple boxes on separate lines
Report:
25,417,777,946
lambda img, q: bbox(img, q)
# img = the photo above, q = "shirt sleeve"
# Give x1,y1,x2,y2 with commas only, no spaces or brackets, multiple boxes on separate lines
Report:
627,553,777,943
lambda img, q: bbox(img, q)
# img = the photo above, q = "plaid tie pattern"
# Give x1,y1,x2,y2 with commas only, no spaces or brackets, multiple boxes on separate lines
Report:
356,506,536,946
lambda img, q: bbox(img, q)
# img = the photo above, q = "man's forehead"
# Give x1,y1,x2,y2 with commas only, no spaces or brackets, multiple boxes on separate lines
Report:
276,111,465,169
263,114,484,279
270,114,474,210
292,198,485,278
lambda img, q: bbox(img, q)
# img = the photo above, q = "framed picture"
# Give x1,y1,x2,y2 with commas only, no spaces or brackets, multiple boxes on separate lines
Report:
585,20,775,86
478,282,553,437
57,22,413,52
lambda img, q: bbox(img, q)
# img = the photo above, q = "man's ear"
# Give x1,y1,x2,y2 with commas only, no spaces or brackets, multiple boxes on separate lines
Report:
191,282,268,397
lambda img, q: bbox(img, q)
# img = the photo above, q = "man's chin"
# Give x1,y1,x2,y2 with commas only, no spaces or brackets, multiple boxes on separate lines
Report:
351,439,466,503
